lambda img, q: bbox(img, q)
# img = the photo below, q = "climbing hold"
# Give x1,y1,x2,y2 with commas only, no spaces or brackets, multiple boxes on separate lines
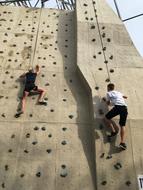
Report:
61,140,67,145
103,47,106,51
105,78,110,82
69,115,73,119
5,165,9,171
91,25,95,29
46,149,52,154
61,165,66,169
83,3,88,6
98,68,103,71
41,127,46,131
93,55,96,59
107,38,111,42
50,109,54,112
62,127,67,131
29,114,33,117
34,126,39,130
36,172,41,177
60,170,68,178
24,149,29,153
114,162,122,170
104,60,108,64
98,52,102,55
8,149,12,153
1,113,6,117
32,141,38,145
48,134,52,138
109,55,113,60
126,181,131,186
95,86,99,90
20,174,25,178
63,99,67,102
26,133,30,138
1,183,5,188
106,155,112,159
110,69,114,73
101,181,107,185
11,134,15,139
100,153,105,158
92,39,96,42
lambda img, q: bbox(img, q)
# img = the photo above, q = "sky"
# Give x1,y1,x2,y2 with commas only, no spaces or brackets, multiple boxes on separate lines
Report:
41,0,143,57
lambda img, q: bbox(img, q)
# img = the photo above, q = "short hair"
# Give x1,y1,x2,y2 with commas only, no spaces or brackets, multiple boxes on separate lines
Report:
107,83,115,90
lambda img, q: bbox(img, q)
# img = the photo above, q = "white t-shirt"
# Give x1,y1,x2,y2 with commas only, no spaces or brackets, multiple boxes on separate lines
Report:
106,90,127,106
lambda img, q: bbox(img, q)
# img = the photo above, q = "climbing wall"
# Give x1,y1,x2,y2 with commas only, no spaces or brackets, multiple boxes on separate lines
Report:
0,6,96,190
76,0,143,189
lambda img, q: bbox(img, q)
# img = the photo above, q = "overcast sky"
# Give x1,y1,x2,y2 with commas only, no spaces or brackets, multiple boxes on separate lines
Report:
43,0,143,57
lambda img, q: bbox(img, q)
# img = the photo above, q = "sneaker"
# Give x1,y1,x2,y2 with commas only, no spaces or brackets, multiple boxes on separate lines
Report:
108,131,118,138
119,143,127,150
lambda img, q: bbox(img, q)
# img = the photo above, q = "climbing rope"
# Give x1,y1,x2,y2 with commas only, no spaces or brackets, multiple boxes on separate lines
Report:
91,0,112,83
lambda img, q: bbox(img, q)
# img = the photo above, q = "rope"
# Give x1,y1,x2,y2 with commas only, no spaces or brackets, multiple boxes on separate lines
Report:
91,0,112,83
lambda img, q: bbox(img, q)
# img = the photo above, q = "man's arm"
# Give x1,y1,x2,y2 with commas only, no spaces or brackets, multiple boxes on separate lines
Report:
35,65,40,75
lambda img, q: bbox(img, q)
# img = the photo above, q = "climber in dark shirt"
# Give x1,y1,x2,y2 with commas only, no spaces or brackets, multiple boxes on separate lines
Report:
15,65,47,118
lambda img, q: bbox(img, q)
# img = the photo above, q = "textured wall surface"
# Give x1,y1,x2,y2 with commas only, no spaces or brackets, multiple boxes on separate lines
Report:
0,6,96,190
0,0,143,189
76,0,143,189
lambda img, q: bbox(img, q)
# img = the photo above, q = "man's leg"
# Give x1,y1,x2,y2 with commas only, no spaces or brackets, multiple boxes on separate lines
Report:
120,126,126,143
103,117,117,133
21,91,29,113
36,87,46,103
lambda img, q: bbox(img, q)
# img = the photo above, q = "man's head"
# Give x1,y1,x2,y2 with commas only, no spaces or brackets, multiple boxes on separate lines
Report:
28,67,34,73
107,83,115,91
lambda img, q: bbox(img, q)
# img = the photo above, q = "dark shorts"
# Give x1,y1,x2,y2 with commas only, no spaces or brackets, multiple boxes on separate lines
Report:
24,83,38,93
105,105,128,127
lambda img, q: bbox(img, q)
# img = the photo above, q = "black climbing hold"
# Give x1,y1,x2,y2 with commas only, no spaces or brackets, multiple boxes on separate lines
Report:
11,134,15,138
61,140,67,145
100,153,105,158
104,60,108,64
32,141,38,145
83,3,88,6
20,174,25,178
48,134,52,138
50,109,54,112
26,133,30,138
0,95,4,99
92,39,96,42
62,127,67,131
110,69,114,73
98,68,103,71
102,26,105,30
60,171,68,178
106,155,112,159
69,115,73,119
41,127,46,131
109,55,113,60
91,25,95,29
53,74,56,77
114,162,122,170
63,99,67,102
93,55,96,59
107,38,111,42
2,81,6,84
36,172,41,177
126,181,131,186
34,126,39,130
64,89,67,92
98,52,102,55
1,183,5,188
41,74,45,77
24,149,29,153
61,165,66,169
103,47,106,51
2,113,5,117
46,149,52,153
45,83,50,86
8,149,12,153
101,181,107,185
95,86,99,90
5,165,9,171
105,78,110,82
29,114,33,117
85,17,89,20
5,71,9,74
44,97,48,101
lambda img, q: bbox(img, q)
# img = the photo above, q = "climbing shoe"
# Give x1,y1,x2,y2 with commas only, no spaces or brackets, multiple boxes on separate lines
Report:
119,143,127,150
15,111,23,118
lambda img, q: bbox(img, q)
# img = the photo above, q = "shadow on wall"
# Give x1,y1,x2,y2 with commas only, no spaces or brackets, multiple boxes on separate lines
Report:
57,10,97,189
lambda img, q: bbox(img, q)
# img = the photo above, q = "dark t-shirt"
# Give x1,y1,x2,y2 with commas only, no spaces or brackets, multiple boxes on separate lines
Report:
25,72,37,85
